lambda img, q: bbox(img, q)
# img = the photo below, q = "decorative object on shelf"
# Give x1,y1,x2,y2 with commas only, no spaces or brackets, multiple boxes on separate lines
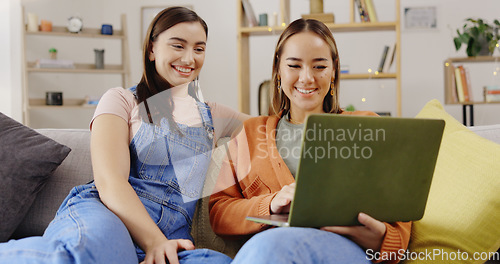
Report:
270,12,278,27
345,104,356,112
36,58,74,69
280,0,290,26
258,13,268,26
67,16,83,33
101,24,113,35
302,0,334,23
83,95,100,106
46,92,63,106
49,48,57,60
27,13,38,32
40,20,52,32
94,49,105,69
453,18,500,57
484,85,500,102
340,64,350,74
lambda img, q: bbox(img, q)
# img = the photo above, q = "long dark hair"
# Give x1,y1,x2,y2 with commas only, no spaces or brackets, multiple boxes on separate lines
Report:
271,19,341,116
136,6,208,125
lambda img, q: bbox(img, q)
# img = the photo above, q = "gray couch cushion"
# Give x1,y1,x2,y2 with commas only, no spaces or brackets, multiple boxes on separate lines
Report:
0,114,71,242
469,124,500,144
11,129,93,239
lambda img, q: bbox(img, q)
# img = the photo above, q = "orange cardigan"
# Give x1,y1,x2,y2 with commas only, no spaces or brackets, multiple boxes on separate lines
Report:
209,111,411,264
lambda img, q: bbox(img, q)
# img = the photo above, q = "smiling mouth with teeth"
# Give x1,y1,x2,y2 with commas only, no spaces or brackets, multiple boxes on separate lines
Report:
295,87,318,94
174,66,193,74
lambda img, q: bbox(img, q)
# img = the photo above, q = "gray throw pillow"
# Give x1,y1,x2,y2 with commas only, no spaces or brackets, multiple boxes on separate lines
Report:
0,113,71,242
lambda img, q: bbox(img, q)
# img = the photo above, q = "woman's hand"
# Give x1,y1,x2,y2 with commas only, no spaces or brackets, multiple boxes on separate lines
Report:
320,212,386,252
140,238,195,264
270,183,296,214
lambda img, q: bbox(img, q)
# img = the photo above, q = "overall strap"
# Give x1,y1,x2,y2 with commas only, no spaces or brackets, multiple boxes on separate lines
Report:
196,101,214,140
129,85,153,124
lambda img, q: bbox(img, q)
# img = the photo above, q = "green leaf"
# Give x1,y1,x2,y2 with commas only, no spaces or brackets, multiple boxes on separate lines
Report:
454,37,462,50
470,27,479,37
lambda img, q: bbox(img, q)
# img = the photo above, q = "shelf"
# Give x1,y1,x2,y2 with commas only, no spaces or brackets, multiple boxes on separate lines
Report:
444,56,500,105
240,21,397,36
27,62,126,74
446,101,500,105
445,56,500,63
237,0,402,116
21,10,130,127
25,26,124,39
340,73,397,79
28,98,96,109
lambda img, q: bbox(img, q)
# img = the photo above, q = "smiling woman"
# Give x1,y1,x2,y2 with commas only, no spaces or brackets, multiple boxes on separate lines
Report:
209,18,411,264
0,6,248,264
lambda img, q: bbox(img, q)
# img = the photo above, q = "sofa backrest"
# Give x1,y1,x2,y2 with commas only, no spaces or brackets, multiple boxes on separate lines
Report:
469,124,500,144
11,129,93,238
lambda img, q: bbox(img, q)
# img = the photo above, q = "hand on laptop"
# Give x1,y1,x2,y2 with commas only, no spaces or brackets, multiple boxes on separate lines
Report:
320,212,386,252
270,183,296,214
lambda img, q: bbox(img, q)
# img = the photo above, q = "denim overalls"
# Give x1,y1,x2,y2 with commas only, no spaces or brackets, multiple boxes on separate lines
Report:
0,88,231,264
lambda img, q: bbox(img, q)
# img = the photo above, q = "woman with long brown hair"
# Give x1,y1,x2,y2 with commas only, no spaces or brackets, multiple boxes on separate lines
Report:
210,18,411,264
0,7,247,264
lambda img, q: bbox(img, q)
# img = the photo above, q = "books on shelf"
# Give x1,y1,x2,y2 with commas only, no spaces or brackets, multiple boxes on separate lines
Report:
364,0,378,22
484,85,500,102
354,0,378,22
354,0,369,22
453,65,472,103
382,43,396,73
377,45,389,73
241,0,258,27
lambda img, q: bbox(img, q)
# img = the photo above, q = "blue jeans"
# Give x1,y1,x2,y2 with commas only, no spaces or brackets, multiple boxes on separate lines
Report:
0,186,138,264
232,227,371,264
0,185,231,264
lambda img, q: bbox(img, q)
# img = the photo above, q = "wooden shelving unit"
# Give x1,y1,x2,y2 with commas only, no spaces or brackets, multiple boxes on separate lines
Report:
236,0,401,116
21,12,131,127
443,56,500,126
444,56,500,105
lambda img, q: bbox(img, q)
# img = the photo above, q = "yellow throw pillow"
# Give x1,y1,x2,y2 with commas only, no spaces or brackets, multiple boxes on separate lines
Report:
402,99,500,264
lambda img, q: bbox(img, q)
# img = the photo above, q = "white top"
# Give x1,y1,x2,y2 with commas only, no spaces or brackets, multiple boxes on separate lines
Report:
90,87,244,143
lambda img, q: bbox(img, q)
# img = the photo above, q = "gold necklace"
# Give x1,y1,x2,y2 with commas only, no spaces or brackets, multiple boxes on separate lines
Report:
287,112,303,125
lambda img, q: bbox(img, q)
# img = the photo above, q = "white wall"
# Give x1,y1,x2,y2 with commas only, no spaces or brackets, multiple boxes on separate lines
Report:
5,0,500,127
0,0,22,121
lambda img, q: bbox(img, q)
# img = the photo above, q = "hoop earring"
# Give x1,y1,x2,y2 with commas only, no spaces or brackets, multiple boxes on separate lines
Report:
194,76,205,102
330,82,334,96
277,78,281,90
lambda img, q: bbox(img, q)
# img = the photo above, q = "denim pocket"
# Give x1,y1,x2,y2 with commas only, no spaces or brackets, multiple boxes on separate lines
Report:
166,134,211,199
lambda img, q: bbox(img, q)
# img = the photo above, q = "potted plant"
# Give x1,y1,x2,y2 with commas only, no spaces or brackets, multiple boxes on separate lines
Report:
454,18,500,57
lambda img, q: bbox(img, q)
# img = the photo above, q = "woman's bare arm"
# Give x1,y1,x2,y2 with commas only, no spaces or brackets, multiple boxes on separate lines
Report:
91,114,193,264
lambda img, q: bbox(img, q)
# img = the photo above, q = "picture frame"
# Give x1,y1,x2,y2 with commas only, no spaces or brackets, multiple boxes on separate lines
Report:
403,6,438,31
141,5,193,45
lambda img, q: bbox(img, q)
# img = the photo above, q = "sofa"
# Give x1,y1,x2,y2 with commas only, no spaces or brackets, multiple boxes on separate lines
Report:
6,100,500,263
8,128,245,258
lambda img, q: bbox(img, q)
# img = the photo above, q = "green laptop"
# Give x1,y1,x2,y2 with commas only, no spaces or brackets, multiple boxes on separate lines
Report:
246,114,445,227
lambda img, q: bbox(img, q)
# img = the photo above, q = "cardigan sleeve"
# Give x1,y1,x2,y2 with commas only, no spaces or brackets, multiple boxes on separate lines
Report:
209,127,276,236
372,221,412,264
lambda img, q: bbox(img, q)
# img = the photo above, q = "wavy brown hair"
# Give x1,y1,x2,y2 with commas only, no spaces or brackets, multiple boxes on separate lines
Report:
271,19,341,116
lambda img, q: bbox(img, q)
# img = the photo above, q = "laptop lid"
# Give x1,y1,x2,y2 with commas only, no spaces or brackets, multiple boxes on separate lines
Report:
286,114,445,227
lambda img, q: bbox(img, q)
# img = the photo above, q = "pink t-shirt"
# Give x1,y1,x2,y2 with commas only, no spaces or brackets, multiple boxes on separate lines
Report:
90,87,245,143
